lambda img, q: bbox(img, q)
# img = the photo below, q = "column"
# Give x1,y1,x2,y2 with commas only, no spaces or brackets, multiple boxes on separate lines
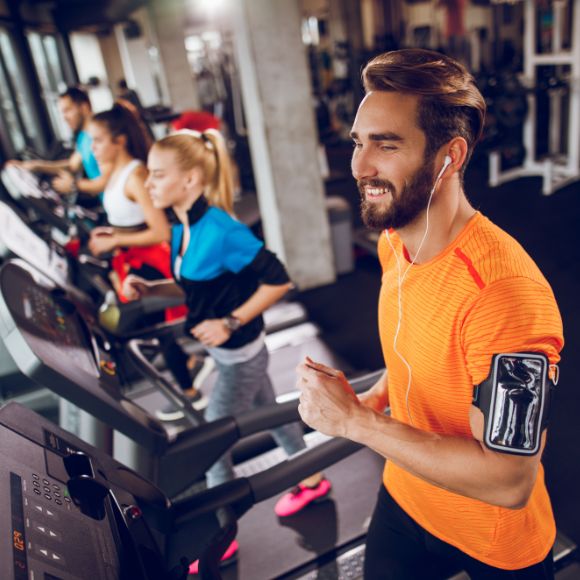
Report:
232,0,335,289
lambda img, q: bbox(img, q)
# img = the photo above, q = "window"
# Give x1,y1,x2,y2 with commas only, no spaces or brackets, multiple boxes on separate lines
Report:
27,31,69,141
0,28,38,152
0,55,25,153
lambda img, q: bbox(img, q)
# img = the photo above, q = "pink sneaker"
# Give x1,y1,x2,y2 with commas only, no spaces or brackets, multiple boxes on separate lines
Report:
188,539,238,575
274,479,332,517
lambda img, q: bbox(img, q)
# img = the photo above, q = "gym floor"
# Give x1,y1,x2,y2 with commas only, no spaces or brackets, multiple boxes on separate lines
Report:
296,143,580,551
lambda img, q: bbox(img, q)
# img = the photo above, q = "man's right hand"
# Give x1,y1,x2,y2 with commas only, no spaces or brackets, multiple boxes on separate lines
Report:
121,274,151,302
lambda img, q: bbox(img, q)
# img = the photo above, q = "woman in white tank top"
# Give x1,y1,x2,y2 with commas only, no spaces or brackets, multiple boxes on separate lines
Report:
87,103,170,258
86,102,195,396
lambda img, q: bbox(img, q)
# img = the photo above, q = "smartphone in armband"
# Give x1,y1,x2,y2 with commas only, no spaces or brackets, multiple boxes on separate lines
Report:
473,352,553,456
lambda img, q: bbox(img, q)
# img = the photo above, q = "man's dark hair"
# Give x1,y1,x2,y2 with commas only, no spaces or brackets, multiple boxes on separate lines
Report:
59,86,91,108
362,49,486,174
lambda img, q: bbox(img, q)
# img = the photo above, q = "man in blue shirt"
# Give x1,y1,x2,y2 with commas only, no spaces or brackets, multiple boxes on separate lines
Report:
10,87,110,200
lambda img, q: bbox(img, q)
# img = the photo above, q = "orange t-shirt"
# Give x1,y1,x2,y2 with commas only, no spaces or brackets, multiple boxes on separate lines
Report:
377,212,564,570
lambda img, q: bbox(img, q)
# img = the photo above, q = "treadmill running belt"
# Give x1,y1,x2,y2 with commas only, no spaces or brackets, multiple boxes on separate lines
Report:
221,447,384,580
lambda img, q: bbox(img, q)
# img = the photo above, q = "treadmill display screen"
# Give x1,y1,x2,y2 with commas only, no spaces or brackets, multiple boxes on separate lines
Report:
2,265,98,378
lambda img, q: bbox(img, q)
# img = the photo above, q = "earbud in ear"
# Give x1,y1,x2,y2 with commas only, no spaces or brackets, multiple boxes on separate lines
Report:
435,155,453,181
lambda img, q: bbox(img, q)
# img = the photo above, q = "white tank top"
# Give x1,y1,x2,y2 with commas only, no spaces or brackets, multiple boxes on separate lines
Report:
103,159,146,227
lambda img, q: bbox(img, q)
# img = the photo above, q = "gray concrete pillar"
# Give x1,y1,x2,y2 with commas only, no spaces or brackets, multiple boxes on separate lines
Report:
148,0,199,111
231,0,335,290
98,32,125,98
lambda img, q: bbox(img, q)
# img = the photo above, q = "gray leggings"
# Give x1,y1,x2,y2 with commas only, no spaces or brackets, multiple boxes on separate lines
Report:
204,345,306,487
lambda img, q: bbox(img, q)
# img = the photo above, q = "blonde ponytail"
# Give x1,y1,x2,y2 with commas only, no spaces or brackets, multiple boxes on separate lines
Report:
202,129,234,215
153,129,235,214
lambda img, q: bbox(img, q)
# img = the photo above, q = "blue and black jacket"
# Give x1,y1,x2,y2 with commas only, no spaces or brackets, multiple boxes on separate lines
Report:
171,196,290,349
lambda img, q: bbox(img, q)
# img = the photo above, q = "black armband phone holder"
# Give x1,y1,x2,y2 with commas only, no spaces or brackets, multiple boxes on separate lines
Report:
472,352,554,456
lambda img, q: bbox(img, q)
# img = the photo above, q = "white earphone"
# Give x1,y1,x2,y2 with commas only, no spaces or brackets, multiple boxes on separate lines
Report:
437,155,452,180
386,153,452,425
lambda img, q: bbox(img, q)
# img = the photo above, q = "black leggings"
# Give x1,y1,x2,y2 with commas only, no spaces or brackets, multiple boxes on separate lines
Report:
364,486,554,580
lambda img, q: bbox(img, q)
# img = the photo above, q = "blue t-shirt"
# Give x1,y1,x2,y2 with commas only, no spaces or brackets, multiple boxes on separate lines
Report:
75,131,102,201
75,131,100,179
171,196,289,349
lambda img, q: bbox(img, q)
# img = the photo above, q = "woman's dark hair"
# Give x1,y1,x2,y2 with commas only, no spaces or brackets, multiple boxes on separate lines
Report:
362,49,486,174
91,100,152,162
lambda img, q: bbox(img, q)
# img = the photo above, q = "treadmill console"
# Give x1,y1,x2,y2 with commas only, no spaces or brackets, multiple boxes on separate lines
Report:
0,259,168,449
0,403,172,580
0,201,69,286
1,166,46,201
1,261,99,379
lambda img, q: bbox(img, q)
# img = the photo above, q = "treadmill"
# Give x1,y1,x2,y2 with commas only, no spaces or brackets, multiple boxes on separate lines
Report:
0,256,387,578
0,258,378,497
0,400,375,580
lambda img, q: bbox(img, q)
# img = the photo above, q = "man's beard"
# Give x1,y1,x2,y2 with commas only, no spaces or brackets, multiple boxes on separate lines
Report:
359,155,437,230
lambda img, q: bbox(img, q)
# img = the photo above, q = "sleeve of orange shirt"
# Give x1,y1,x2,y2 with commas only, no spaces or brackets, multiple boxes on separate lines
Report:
461,277,564,387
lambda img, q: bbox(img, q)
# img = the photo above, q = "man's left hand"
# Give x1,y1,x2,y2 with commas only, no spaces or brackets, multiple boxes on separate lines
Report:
296,357,361,438
191,319,231,347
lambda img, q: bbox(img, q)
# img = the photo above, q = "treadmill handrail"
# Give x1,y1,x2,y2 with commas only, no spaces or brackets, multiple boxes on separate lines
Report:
170,370,385,518
119,317,187,341
126,338,205,426
171,436,362,525
160,368,386,498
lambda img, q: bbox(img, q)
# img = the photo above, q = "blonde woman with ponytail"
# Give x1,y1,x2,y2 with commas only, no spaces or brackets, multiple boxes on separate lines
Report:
123,129,330,571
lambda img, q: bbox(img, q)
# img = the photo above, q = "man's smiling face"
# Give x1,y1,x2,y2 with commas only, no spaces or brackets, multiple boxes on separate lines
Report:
351,91,437,230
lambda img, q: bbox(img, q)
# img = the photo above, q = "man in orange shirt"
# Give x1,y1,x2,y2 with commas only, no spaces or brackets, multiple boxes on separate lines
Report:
297,49,563,579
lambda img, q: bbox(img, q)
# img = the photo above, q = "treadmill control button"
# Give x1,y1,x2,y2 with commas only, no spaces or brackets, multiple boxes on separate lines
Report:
33,481,40,487
33,488,41,495
44,494,52,500
55,499,62,506
32,473,39,480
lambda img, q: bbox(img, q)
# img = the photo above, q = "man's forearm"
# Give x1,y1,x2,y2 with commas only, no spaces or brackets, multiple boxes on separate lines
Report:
346,406,539,509
28,159,70,174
